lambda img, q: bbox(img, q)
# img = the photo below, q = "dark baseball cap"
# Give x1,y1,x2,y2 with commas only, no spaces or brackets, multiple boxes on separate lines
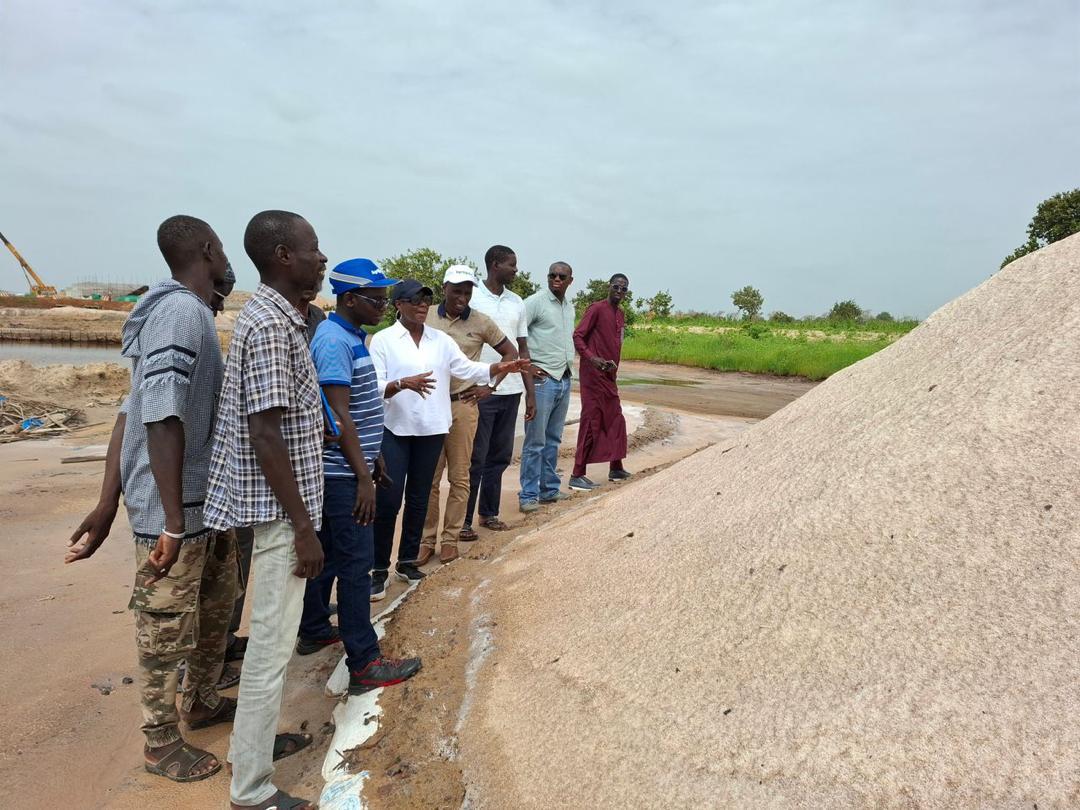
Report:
391,279,434,303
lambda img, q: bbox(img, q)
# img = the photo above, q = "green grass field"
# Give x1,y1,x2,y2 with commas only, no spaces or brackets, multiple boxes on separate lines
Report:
622,325,908,380
644,314,920,336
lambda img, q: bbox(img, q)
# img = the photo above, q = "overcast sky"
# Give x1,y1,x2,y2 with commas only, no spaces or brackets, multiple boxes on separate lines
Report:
2,0,1077,317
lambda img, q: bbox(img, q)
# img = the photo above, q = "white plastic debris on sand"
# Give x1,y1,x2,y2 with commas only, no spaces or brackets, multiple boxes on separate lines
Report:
319,582,418,807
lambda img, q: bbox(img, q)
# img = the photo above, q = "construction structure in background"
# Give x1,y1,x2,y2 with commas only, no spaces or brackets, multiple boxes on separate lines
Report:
63,280,147,302
0,230,57,297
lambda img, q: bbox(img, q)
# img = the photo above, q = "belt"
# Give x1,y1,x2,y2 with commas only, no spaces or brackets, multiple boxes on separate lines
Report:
449,392,468,403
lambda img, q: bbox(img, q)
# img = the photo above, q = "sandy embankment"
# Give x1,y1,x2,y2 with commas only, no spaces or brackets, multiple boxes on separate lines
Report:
0,304,240,345
450,235,1080,807
0,355,812,809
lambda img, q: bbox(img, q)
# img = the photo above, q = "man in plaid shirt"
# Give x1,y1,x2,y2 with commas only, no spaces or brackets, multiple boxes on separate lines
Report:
204,210,326,810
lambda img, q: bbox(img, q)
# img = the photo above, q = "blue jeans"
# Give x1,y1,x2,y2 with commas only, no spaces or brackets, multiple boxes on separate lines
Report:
299,477,380,672
519,373,572,504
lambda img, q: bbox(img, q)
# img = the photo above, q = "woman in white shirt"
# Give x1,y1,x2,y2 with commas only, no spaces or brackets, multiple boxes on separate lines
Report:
368,279,528,593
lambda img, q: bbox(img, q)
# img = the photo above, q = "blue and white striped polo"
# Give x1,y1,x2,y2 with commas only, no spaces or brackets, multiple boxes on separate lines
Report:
310,313,384,477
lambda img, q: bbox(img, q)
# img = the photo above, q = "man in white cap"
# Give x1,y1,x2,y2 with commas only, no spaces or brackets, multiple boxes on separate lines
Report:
420,265,519,563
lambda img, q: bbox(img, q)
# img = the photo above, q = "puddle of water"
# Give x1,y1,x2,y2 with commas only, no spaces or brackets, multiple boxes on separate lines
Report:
617,376,701,387
0,342,123,366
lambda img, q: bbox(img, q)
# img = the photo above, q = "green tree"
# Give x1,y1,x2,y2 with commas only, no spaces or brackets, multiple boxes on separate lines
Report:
875,311,895,322
731,285,764,320
1001,188,1080,268
379,247,539,318
644,289,673,318
768,310,795,324
380,248,471,299
827,299,863,323
572,278,637,325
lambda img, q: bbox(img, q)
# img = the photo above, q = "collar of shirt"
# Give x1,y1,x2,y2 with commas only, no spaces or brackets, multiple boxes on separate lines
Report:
388,320,436,342
544,289,570,306
475,281,516,302
436,302,471,321
327,311,369,340
255,283,308,329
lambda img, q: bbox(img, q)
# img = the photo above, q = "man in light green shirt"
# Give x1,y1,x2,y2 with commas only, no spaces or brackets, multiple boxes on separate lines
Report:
518,262,577,510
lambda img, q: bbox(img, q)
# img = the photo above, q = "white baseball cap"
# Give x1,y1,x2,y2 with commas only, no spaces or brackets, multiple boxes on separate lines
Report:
443,264,478,286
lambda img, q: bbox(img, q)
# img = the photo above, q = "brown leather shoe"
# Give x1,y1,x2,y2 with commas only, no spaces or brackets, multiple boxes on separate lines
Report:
416,544,435,566
439,543,459,563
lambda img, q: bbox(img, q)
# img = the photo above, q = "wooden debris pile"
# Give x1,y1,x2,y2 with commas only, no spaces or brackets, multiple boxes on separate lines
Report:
0,393,83,443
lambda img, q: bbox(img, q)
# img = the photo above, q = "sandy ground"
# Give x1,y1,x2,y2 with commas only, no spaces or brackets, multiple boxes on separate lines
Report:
0,364,812,809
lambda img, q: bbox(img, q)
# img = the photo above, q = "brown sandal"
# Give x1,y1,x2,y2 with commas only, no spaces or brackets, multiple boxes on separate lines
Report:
479,517,509,531
144,739,221,783
458,525,479,541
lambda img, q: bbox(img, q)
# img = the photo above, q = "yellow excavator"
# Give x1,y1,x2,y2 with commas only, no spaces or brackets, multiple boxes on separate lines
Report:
1,230,58,297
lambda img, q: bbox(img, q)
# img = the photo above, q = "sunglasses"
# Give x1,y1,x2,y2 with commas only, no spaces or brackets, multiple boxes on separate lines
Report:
401,293,434,306
610,284,628,292
351,292,389,309
548,272,570,280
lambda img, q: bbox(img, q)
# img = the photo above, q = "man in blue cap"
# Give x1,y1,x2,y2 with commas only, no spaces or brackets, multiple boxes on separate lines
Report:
296,258,422,695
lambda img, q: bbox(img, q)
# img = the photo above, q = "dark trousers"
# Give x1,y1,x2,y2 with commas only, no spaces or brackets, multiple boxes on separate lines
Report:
465,393,521,524
374,429,446,571
299,477,380,672
228,526,255,644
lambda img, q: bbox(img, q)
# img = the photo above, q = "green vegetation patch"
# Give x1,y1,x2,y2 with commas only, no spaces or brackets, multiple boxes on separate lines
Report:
622,327,897,381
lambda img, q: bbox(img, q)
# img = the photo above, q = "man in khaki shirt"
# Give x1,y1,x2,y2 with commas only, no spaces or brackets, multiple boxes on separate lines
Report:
421,265,518,563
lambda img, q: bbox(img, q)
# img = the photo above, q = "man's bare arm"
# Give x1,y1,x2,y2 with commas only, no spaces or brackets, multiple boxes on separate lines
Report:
249,408,324,578
66,412,125,562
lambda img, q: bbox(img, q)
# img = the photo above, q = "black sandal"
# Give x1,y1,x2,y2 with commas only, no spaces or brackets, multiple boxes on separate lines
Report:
217,663,242,690
144,739,221,783
225,636,248,662
185,696,237,730
233,788,316,809
273,732,312,761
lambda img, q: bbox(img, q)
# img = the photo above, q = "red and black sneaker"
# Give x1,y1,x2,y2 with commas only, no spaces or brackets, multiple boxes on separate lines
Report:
296,629,342,656
348,656,422,695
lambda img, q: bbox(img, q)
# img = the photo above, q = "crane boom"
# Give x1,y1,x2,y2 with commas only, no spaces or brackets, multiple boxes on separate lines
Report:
0,230,58,296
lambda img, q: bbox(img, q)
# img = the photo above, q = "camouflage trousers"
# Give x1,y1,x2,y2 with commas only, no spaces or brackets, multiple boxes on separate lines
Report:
130,529,238,748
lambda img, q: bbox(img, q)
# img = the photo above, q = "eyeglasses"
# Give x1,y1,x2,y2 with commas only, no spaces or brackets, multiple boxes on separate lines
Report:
402,294,434,306
610,284,628,292
351,292,389,309
548,272,570,280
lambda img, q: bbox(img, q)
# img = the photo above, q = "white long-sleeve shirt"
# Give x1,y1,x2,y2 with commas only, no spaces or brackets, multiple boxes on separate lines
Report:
369,321,492,436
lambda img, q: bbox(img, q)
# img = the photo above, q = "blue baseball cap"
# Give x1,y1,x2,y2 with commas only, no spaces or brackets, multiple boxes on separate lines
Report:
328,258,398,295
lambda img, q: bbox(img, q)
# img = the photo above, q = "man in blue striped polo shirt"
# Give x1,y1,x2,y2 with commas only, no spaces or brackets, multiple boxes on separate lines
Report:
297,258,421,695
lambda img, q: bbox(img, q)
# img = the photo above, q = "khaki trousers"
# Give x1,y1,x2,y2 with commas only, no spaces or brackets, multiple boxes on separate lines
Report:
423,398,480,547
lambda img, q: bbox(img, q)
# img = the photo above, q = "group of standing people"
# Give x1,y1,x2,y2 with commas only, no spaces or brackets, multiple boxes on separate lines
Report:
63,210,632,810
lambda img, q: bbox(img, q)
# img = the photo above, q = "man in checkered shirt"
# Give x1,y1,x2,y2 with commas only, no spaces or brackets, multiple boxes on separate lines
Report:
204,210,327,810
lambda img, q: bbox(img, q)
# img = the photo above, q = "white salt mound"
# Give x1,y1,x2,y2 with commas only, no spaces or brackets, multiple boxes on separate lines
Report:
460,234,1080,808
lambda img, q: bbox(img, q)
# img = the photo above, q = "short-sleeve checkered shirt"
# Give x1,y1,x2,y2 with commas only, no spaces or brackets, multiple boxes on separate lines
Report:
204,283,324,531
